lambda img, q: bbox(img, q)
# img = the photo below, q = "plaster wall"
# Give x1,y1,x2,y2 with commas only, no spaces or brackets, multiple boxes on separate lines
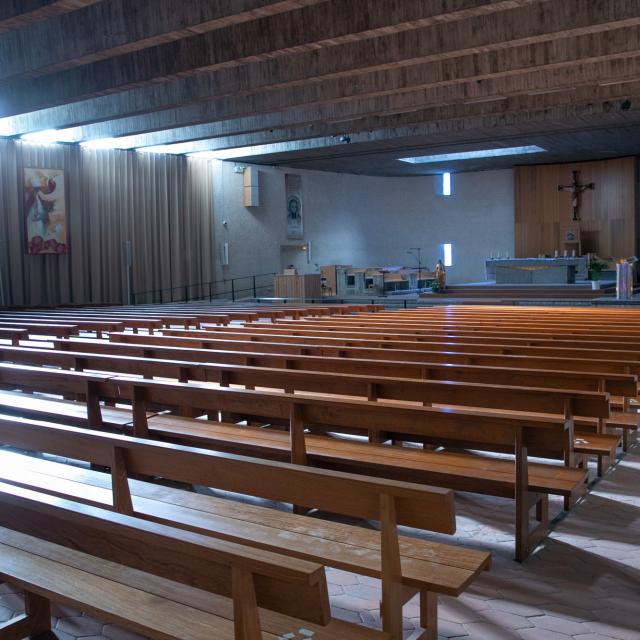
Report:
211,161,515,288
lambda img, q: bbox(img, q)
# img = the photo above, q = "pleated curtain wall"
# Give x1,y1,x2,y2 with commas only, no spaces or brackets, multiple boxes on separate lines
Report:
0,139,214,307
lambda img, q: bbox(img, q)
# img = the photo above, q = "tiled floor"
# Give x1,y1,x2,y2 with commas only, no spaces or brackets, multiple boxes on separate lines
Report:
1,440,639,640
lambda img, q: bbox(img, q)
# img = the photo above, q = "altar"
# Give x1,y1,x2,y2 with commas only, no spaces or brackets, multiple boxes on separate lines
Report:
486,257,588,283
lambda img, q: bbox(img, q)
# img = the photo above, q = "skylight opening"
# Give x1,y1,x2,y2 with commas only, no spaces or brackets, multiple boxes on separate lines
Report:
135,145,180,154
20,129,78,144
399,145,546,164
80,138,124,149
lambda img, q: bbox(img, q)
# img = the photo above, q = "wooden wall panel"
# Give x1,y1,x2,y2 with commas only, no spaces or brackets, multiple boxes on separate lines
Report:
515,157,637,259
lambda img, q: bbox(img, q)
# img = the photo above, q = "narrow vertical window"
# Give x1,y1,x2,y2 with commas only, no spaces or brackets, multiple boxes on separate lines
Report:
442,172,452,196
443,243,453,267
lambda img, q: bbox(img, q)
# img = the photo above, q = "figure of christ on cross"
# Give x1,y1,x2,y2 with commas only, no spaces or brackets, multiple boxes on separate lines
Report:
558,170,595,221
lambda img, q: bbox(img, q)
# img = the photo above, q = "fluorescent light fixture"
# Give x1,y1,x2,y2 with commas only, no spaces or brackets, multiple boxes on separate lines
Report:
442,172,452,196
443,243,453,267
20,129,78,144
399,145,545,164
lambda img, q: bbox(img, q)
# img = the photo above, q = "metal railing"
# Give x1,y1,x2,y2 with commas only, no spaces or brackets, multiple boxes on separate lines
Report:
132,272,277,305
255,296,428,309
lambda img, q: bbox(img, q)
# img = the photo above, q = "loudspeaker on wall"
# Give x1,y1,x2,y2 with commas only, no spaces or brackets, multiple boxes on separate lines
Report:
243,167,260,207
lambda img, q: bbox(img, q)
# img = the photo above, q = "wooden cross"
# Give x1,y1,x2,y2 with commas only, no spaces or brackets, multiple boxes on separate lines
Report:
558,170,595,221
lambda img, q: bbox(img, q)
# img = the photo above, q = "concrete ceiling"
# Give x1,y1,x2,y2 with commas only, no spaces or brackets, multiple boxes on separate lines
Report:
2,0,640,176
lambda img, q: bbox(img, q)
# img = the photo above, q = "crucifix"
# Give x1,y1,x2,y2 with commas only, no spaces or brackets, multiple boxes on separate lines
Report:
558,170,595,221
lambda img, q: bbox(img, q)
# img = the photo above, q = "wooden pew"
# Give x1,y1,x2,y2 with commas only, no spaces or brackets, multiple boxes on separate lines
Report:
50,338,638,398
335,313,640,332
246,320,640,347
1,310,225,330
54,336,640,450
0,312,161,334
0,363,587,560
152,327,640,363
0,483,381,640
0,344,618,475
0,417,490,639
0,320,79,338
0,327,28,346
103,330,640,384
295,319,640,338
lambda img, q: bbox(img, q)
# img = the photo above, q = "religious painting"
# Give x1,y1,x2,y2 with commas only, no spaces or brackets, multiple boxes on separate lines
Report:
24,167,68,255
285,173,303,239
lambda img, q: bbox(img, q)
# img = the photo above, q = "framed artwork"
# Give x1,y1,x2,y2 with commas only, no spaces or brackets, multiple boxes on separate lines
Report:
285,173,303,239
24,167,68,254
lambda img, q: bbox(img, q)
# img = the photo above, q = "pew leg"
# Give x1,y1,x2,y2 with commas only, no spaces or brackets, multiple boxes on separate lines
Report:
419,590,438,640
515,492,549,563
292,505,310,516
622,429,630,453
536,494,549,530
0,591,52,640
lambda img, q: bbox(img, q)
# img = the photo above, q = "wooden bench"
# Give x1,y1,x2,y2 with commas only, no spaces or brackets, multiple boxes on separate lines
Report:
0,327,28,346
0,416,490,639
269,318,640,340
240,321,640,350
0,482,383,640
0,363,587,560
274,314,640,337
0,312,160,334
154,327,640,364
0,320,79,338
0,344,619,475
107,329,640,366
102,332,640,449
50,338,638,398
2,310,226,330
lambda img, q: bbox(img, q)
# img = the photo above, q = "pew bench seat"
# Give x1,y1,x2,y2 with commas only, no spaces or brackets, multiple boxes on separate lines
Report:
0,390,149,429
576,412,638,452
572,432,620,476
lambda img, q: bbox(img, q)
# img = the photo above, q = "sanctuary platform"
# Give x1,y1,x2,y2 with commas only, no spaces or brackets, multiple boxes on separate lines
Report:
419,281,617,303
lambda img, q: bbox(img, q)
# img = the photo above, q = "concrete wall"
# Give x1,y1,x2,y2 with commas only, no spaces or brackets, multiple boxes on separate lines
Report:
212,160,515,287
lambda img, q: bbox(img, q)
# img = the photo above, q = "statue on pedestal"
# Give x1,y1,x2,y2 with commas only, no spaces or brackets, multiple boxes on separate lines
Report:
434,259,446,291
